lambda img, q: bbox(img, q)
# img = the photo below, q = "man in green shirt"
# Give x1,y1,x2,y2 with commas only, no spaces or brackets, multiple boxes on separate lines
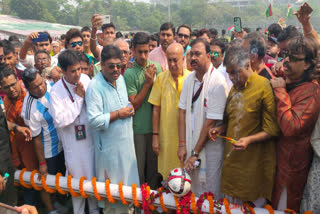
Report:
124,32,162,187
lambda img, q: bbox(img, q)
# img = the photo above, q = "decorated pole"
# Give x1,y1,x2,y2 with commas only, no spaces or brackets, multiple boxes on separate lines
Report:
14,169,288,214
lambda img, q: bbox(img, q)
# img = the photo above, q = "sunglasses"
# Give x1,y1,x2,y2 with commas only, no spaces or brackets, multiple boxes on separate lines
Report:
70,41,83,48
107,63,122,69
178,33,190,39
210,51,220,58
282,51,305,62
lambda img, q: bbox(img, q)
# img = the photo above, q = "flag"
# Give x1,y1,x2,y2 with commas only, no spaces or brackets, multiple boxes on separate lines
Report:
228,26,234,31
287,4,292,18
266,4,272,17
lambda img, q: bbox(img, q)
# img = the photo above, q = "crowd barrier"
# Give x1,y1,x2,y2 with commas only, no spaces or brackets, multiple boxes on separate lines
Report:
13,169,305,214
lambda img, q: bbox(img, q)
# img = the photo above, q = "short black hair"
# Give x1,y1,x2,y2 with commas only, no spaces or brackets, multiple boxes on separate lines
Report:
116,31,123,39
277,25,300,42
21,68,40,89
191,31,197,38
60,34,66,40
8,35,19,42
244,32,266,59
132,32,150,48
3,41,15,56
102,23,116,33
222,29,226,35
210,39,226,54
0,67,17,83
10,40,22,49
101,45,122,63
160,22,175,35
81,26,91,33
58,49,80,71
267,23,282,38
38,31,52,43
65,28,83,49
177,24,191,35
256,27,262,31
190,38,211,54
150,34,159,46
197,29,211,38
209,28,218,37
77,52,89,65
243,28,251,33
34,50,51,62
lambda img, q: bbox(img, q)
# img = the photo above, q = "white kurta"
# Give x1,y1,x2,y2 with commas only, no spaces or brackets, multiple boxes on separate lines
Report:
49,73,98,214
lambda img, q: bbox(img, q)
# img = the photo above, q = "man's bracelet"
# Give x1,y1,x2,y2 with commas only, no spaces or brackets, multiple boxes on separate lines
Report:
90,37,97,40
179,140,186,144
152,133,159,135
117,110,120,119
39,161,46,166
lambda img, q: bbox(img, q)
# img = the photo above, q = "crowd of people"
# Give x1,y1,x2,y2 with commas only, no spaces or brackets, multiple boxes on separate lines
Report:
0,3,320,214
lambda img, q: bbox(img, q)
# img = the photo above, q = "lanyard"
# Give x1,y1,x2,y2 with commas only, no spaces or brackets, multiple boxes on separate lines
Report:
61,78,74,103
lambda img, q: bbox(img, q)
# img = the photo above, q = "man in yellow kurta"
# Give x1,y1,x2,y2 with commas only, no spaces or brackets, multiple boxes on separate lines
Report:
210,45,280,207
148,43,190,179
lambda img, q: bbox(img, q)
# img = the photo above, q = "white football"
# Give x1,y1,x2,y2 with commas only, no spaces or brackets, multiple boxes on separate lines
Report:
168,168,191,197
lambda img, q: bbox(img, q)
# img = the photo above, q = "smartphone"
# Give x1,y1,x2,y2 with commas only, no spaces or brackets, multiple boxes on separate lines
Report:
234,17,242,33
32,33,49,43
300,2,313,15
101,15,111,24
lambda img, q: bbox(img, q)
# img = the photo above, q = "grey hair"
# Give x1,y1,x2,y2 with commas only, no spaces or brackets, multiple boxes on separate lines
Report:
114,38,129,51
223,45,250,70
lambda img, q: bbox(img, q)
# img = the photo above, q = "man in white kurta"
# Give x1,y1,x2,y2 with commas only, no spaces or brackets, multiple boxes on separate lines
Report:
49,50,99,214
178,39,228,199
85,45,139,214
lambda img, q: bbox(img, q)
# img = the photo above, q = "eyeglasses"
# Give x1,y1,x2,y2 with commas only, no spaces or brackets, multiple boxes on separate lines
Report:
178,33,190,39
70,41,83,48
2,81,17,90
282,51,305,62
36,58,48,63
107,63,122,69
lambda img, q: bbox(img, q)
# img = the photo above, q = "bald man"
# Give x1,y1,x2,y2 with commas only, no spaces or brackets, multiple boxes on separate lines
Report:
148,43,190,179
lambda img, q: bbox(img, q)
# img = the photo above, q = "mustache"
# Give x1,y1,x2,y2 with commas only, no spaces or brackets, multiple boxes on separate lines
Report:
191,60,197,64
111,71,120,75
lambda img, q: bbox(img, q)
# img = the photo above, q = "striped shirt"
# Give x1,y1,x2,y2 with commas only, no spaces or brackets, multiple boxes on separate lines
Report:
21,83,62,158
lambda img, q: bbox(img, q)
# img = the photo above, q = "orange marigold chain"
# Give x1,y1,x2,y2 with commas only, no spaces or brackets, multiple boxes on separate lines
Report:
30,170,43,191
223,198,231,214
67,175,80,197
303,212,313,214
132,183,140,208
14,182,20,187
79,176,89,198
174,196,180,212
191,193,197,214
284,209,296,214
207,195,214,214
41,175,57,193
158,188,168,212
264,204,275,214
91,177,103,200
119,182,130,205
55,173,67,195
105,179,117,203
146,186,157,210
19,168,32,189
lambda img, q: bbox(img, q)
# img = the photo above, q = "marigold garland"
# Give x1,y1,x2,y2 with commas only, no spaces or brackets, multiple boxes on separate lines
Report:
105,179,117,204
284,209,296,214
91,177,103,200
41,175,57,193
67,175,80,197
223,198,231,214
19,168,32,189
119,182,130,205
14,182,20,186
132,183,140,208
158,188,168,212
79,176,89,198
141,183,152,214
174,196,181,213
207,195,214,214
264,204,274,214
303,212,313,214
191,193,197,214
30,170,43,191
55,173,67,195
146,185,157,210
243,203,256,214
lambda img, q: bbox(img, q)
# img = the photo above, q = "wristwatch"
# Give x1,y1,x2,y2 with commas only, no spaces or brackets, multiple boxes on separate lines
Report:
12,124,18,133
191,149,199,158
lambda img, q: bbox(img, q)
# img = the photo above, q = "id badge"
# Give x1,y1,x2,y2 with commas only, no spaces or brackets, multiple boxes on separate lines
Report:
75,125,86,140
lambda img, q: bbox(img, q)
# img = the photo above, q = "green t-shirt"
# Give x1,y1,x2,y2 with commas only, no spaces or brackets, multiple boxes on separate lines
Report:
124,60,162,134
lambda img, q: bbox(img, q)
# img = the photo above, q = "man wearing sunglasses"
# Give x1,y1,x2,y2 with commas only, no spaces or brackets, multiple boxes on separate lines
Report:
176,24,191,55
86,45,139,213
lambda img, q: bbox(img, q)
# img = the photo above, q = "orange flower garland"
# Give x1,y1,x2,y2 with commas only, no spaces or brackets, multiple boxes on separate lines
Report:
303,212,313,214
284,209,296,214
55,173,67,195
174,196,181,212
105,179,117,203
264,204,274,214
158,189,168,212
207,195,214,214
132,183,140,208
223,198,231,214
91,177,103,200
30,170,43,191
67,175,80,197
41,175,57,193
119,182,130,205
191,193,197,214
146,186,157,210
19,168,32,189
14,182,20,186
79,176,89,198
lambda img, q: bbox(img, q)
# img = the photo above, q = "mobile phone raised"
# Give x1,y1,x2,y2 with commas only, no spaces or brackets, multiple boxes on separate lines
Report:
32,33,49,43
234,17,242,33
